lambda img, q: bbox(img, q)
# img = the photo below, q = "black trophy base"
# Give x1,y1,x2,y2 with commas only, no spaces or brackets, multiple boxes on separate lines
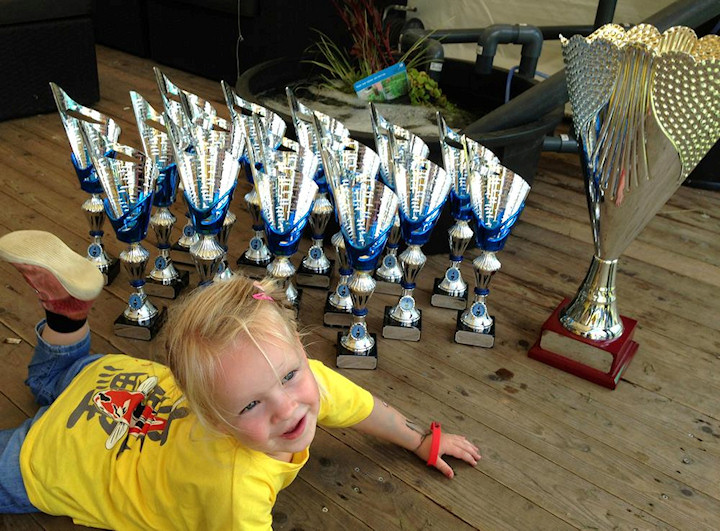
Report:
336,332,378,370
235,254,271,280
296,259,334,289
114,306,168,341
144,269,190,299
373,277,402,296
323,295,353,328
101,258,121,286
454,310,496,348
170,243,195,267
430,278,467,310
382,306,422,342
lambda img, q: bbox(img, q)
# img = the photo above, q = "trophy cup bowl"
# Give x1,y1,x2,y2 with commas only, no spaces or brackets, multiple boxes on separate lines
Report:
130,91,190,299
528,24,720,389
369,102,429,190
454,162,530,347
167,121,240,286
431,112,476,310
332,173,398,369
382,157,451,342
82,135,167,341
50,82,122,285
255,163,318,314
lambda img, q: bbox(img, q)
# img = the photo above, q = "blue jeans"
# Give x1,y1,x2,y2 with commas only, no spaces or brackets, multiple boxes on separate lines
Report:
0,320,102,513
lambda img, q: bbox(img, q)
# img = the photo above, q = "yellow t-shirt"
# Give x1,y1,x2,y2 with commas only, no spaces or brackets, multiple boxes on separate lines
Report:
19,355,373,530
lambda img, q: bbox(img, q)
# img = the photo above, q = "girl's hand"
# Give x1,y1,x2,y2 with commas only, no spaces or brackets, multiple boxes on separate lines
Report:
414,424,481,479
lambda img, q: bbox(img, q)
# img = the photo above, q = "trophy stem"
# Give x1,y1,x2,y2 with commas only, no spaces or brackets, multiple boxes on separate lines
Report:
458,250,500,335
243,191,272,264
215,210,237,282
82,194,116,278
177,215,199,250
268,255,298,304
438,219,473,295
340,270,376,354
119,243,159,324
149,207,180,282
302,192,332,274
375,221,402,283
190,234,226,286
388,244,426,325
559,255,622,341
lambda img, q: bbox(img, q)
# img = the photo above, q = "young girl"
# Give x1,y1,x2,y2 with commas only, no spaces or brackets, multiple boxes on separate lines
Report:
0,230,480,530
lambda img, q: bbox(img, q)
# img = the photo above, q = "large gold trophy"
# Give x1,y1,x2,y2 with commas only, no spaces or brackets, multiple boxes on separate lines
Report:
529,25,720,389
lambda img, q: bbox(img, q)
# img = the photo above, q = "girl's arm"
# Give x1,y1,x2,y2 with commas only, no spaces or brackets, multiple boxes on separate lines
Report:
352,396,481,478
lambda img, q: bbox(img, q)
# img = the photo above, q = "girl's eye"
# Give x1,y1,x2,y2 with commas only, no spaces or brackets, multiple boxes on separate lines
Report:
241,400,259,414
282,370,297,384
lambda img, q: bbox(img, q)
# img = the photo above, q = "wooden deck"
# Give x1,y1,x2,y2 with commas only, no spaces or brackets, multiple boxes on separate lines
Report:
1,46,719,531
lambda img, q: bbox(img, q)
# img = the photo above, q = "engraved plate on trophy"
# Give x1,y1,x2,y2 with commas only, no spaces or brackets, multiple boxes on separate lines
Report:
528,24,720,388
381,157,451,342
50,83,122,285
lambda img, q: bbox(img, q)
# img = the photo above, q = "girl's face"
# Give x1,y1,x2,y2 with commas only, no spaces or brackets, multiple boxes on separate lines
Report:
215,334,320,460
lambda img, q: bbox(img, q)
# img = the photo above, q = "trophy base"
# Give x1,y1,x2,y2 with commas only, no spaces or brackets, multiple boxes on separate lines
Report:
336,332,378,369
113,306,168,341
101,258,121,286
323,295,353,328
235,254,271,280
296,260,334,289
373,277,402,296
169,243,195,267
528,298,639,390
430,278,467,310
144,270,190,299
382,306,422,342
454,310,495,348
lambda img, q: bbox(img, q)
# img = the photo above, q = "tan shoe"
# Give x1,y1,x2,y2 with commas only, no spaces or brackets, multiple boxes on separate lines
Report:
0,231,104,318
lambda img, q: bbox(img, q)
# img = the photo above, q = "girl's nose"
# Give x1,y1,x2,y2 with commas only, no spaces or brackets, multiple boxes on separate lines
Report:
272,392,297,422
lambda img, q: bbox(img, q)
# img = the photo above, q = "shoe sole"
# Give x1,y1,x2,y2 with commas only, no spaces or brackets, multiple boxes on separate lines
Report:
0,230,104,301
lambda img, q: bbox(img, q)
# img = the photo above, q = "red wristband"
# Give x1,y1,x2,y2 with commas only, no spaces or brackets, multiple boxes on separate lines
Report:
426,422,442,466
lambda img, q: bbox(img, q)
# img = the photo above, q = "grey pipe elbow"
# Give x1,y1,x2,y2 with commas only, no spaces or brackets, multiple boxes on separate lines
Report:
399,28,445,82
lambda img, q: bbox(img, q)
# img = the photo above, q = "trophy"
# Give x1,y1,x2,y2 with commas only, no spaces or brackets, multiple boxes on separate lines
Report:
369,103,429,295
154,68,203,266
167,120,240,286
130,91,190,299
331,167,398,369
431,113,475,310
323,230,354,327
82,131,166,340
454,161,530,347
528,24,720,389
286,88,336,288
222,81,287,278
382,157,451,341
254,162,318,314
50,83,121,285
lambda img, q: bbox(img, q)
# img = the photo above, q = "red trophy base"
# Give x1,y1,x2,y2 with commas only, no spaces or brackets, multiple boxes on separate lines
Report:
528,298,639,390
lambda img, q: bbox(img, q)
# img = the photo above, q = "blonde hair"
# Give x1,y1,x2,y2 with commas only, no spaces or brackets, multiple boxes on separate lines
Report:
165,275,300,435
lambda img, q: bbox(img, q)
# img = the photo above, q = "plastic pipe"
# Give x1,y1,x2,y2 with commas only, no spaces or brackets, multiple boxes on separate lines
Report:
475,24,544,79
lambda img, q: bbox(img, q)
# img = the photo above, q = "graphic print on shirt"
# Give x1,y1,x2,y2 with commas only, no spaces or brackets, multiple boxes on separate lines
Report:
66,363,189,455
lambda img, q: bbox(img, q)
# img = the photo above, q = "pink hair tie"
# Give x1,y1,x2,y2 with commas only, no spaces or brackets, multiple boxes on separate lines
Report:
252,292,273,301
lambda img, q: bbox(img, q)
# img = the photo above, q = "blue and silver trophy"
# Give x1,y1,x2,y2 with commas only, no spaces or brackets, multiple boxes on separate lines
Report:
331,169,398,369
286,88,336,288
254,161,318,314
50,83,122,285
430,113,477,310
167,120,240,286
130,91,190,299
455,159,530,347
369,103,429,295
382,157,451,342
319,138,383,329
222,81,287,278
82,130,166,340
